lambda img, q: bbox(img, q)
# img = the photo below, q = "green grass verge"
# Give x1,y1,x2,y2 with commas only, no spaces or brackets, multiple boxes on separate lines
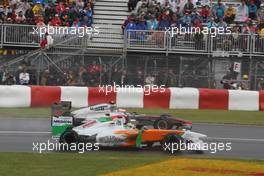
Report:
0,152,263,176
0,108,263,125
0,152,168,176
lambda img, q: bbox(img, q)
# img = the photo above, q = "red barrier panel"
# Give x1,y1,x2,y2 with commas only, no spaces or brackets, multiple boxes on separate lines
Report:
31,86,61,107
260,91,264,111
199,88,229,110
144,88,170,108
88,87,116,105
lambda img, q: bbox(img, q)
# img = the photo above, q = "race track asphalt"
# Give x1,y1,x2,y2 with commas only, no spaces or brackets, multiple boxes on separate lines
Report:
0,118,263,160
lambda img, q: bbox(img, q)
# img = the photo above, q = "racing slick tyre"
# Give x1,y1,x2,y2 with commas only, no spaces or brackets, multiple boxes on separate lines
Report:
161,134,183,154
154,118,172,129
59,130,79,144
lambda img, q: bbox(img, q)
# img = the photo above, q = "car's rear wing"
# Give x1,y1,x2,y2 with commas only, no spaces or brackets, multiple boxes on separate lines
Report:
51,101,73,140
51,101,72,117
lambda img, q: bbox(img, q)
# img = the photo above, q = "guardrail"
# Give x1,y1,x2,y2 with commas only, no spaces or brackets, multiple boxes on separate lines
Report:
0,24,263,57
1,24,40,48
0,24,93,49
125,30,264,57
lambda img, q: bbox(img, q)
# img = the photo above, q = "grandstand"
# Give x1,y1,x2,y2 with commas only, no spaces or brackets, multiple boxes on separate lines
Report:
0,0,264,90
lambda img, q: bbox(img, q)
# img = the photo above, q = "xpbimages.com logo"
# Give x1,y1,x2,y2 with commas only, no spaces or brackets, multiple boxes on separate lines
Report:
165,25,232,38
98,83,166,95
163,141,232,154
32,140,100,153
32,25,100,37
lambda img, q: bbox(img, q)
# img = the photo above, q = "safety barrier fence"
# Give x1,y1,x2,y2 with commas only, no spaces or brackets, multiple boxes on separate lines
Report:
0,24,263,57
0,85,263,111
0,24,93,48
125,30,264,56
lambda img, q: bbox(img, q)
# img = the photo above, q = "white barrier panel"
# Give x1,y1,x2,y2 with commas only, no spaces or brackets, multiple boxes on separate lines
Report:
228,90,259,111
60,86,88,108
116,88,144,108
169,88,199,109
0,85,31,107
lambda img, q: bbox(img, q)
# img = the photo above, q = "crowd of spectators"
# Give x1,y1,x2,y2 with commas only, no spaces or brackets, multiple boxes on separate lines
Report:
0,0,94,27
123,0,264,37
0,60,180,87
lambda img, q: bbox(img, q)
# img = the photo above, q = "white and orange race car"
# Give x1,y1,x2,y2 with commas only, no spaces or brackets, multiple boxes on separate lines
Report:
59,118,206,154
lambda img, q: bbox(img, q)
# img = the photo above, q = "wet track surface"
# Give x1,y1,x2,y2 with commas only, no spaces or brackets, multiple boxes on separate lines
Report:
0,118,263,160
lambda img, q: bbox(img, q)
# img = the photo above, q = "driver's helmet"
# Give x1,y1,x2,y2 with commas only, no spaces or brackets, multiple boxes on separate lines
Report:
115,118,124,126
109,101,116,112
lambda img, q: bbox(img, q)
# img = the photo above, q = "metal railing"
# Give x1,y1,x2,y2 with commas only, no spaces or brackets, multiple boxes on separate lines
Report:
1,24,40,47
126,30,167,51
0,24,263,57
0,24,93,49
125,30,264,57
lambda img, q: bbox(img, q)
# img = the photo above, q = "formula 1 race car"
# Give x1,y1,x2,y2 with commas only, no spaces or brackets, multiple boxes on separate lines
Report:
59,118,206,154
51,101,193,138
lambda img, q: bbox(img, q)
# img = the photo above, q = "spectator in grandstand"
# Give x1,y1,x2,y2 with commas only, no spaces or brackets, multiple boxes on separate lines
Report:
242,20,257,34
40,32,53,49
128,0,138,12
88,61,102,77
1,69,16,85
235,0,249,22
217,17,227,28
221,71,233,89
213,0,226,22
79,66,90,86
66,70,76,86
125,15,137,38
230,25,242,51
55,1,65,15
120,70,129,85
145,73,155,85
257,17,264,30
50,14,61,26
136,17,147,33
200,4,210,23
169,0,177,13
133,70,144,86
181,12,192,27
257,3,264,21
44,2,56,24
194,26,204,50
224,4,236,24
175,6,183,18
183,0,194,14
32,1,43,16
25,3,34,24
15,11,25,23
257,77,264,90
80,15,92,27
138,2,148,15
40,69,49,85
159,13,171,30
170,13,181,28
147,14,159,30
240,74,249,90
122,14,135,33
19,68,30,85
207,17,217,29
248,0,258,20
167,69,177,87
20,1,31,14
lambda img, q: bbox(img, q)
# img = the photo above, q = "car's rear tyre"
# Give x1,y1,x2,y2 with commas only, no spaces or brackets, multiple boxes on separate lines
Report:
161,134,183,154
154,118,172,129
59,130,79,144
